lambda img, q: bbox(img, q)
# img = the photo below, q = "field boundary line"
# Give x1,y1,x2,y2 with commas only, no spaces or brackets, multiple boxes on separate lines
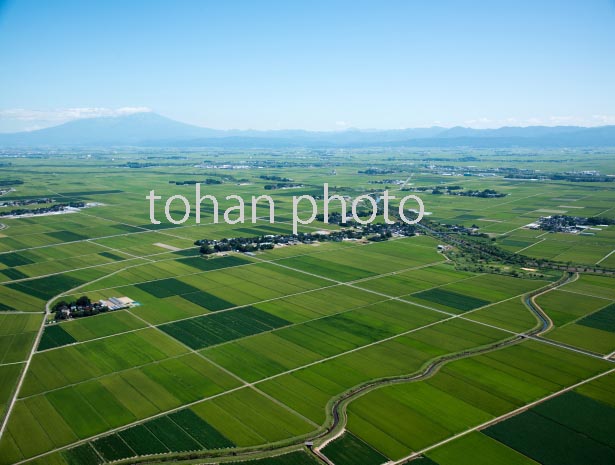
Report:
0,274,101,441
125,308,322,430
36,260,447,354
59,236,370,296
12,312,464,465
557,287,615,301
259,256,614,363
90,238,155,262
514,238,545,254
57,234,433,297
0,361,26,367
0,207,334,256
391,366,615,464
8,244,611,462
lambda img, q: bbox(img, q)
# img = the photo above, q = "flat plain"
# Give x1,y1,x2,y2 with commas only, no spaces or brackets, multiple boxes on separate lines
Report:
0,148,613,465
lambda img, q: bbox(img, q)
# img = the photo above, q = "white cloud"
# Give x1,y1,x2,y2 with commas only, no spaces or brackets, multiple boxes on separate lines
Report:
463,117,492,127
0,106,152,121
0,107,152,132
451,115,615,129
545,115,615,126
591,114,615,125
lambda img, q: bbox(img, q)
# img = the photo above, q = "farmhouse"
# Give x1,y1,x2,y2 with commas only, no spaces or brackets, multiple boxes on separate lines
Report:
102,296,136,310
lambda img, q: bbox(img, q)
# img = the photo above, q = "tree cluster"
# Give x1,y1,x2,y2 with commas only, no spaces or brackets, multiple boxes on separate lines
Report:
53,296,107,320
0,202,85,217
194,221,416,255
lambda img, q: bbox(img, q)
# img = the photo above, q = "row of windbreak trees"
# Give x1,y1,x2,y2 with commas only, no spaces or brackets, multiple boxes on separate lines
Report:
52,296,108,320
194,221,418,254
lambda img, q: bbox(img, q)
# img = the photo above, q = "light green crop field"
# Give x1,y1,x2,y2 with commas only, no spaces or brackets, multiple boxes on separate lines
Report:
346,341,610,460
0,148,613,465
536,275,615,355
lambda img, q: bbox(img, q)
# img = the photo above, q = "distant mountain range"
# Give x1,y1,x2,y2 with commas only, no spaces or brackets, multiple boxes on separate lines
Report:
1,112,615,148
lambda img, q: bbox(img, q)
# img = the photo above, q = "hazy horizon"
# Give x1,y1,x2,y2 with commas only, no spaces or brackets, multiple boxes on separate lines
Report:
2,108,615,135
1,0,615,133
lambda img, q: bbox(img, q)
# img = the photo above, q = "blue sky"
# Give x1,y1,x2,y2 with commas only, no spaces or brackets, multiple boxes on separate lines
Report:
1,0,614,131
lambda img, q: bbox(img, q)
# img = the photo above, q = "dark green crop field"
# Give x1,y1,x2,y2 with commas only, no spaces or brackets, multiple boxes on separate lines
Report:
159,306,291,349
37,324,76,350
322,431,388,465
411,288,490,312
578,303,615,332
484,409,615,465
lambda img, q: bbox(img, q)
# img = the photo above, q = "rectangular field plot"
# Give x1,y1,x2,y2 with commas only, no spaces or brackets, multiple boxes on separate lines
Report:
575,371,615,408
344,340,610,460
0,268,28,281
0,331,37,363
483,394,615,465
551,240,615,266
123,261,329,325
118,425,169,456
355,264,475,297
253,285,383,324
6,274,85,301
546,322,615,355
92,231,194,258
45,230,88,242
520,237,577,260
61,310,147,342
135,416,201,452
38,311,147,350
180,290,234,311
536,289,610,327
3,352,241,463
531,391,615,448
563,274,615,300
182,261,330,299
178,254,250,272
0,364,23,418
535,279,615,354
203,299,445,382
1,396,78,462
167,409,235,449
72,258,211,293
0,313,40,363
88,408,235,461
227,451,320,465
190,388,315,447
410,288,489,312
426,432,540,465
63,444,102,465
0,313,41,335
21,328,188,397
406,275,547,314
322,431,389,465
37,325,76,351
577,303,615,332
0,252,34,267
0,251,132,283
0,284,46,312
277,236,442,282
159,306,291,349
136,277,200,298
465,299,539,333
91,435,135,462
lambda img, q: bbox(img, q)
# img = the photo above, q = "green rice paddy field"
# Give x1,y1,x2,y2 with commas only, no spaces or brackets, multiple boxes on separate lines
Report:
537,275,615,355
0,149,613,464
